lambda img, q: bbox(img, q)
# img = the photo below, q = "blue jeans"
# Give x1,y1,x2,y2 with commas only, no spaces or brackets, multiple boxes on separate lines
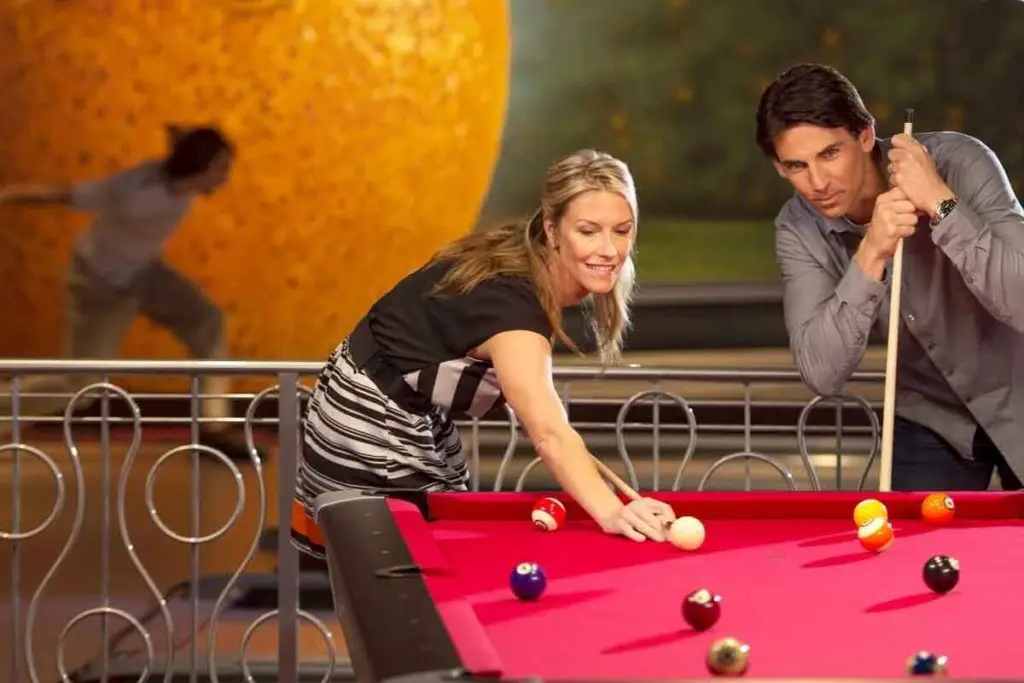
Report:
891,417,1022,491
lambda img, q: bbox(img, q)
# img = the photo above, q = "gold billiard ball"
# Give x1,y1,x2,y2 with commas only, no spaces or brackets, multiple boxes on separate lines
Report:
706,636,750,676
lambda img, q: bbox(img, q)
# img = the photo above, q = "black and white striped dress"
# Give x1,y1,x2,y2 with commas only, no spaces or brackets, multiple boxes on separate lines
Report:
291,261,551,559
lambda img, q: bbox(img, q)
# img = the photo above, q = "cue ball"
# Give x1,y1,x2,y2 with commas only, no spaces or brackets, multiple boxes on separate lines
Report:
922,555,959,594
682,588,721,631
509,562,547,600
906,650,949,676
706,636,750,676
668,516,705,551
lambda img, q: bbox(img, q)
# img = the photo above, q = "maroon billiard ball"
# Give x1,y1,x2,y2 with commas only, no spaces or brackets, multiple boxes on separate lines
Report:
682,588,721,631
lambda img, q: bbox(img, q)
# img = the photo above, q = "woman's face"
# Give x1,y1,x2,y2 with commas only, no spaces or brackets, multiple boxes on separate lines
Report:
545,190,635,303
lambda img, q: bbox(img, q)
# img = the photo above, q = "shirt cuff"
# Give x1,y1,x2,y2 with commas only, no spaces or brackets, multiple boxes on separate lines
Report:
836,258,887,317
931,202,984,258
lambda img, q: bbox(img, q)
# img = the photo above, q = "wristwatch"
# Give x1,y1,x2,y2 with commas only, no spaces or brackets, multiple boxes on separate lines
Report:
930,196,958,226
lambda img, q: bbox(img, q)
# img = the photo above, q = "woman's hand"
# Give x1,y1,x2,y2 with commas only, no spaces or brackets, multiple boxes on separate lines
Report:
596,496,676,542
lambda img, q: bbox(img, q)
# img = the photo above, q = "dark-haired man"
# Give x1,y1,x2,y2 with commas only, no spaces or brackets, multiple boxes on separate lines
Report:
0,125,258,460
757,62,1024,491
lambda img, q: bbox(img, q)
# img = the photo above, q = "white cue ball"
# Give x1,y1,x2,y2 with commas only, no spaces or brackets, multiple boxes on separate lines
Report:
668,516,705,551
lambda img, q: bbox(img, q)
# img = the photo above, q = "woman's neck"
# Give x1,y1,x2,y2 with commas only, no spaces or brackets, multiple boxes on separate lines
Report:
547,259,587,307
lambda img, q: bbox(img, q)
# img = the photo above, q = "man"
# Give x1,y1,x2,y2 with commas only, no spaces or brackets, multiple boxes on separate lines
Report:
757,63,1024,491
0,124,260,461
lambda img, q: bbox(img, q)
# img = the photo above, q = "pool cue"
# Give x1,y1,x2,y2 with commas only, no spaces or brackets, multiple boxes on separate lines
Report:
591,455,679,529
878,108,915,492
592,455,642,501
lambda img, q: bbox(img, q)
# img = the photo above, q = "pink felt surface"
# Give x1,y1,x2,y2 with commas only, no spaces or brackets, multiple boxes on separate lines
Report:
390,492,1024,679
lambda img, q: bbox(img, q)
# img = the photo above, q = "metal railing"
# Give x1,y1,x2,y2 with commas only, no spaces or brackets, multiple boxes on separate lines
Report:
0,359,885,683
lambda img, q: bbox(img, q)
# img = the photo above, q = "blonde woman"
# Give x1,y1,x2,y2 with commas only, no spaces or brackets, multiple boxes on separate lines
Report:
291,149,675,558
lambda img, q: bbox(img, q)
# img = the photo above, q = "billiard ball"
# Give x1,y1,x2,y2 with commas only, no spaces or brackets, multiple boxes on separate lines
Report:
921,493,955,526
682,588,721,631
668,516,705,551
853,498,888,527
510,562,547,600
857,516,894,552
906,650,949,676
922,555,959,594
531,497,566,531
706,636,750,676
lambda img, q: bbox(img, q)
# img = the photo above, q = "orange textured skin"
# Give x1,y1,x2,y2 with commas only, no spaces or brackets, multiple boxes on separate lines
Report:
0,0,510,391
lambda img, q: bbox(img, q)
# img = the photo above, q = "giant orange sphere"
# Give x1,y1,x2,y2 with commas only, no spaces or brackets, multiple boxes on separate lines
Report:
0,1,510,378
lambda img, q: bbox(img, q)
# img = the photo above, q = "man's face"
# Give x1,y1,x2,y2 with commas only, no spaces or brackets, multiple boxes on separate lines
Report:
772,124,875,219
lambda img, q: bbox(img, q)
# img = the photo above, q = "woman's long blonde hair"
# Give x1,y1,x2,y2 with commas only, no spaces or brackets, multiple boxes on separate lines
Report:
429,149,638,365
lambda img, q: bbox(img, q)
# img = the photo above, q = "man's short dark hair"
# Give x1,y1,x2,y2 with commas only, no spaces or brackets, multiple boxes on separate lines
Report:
163,126,234,179
755,63,875,159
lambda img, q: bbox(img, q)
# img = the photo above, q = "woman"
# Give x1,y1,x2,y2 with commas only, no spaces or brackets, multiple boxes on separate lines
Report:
291,149,675,558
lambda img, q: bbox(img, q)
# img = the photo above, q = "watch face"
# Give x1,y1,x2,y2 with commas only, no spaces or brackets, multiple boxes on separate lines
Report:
931,197,958,225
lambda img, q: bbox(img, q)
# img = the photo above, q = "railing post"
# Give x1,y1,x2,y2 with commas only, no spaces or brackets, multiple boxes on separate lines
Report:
276,372,301,683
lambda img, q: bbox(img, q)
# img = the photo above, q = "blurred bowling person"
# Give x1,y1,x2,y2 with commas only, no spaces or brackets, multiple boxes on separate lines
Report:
0,125,260,461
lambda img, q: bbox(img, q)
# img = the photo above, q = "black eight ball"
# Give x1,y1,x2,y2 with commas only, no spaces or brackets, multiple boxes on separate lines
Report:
906,650,949,676
922,555,959,594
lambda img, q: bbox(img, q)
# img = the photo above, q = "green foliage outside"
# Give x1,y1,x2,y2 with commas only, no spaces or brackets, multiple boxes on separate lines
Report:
635,219,778,283
478,0,1024,283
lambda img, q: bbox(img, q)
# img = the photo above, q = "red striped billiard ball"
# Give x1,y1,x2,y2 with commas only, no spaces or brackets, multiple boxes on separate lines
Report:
531,497,567,531
682,588,722,631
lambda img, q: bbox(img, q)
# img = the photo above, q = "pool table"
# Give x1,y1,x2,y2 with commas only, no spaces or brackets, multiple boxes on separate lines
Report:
312,489,1024,682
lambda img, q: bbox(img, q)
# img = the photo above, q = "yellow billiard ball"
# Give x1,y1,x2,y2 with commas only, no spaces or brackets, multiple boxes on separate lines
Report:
853,498,888,527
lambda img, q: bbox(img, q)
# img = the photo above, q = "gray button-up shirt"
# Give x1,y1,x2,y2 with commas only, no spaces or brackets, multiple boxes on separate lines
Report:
775,131,1024,473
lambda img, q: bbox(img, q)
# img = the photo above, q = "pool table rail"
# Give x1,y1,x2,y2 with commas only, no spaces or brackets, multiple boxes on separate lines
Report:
314,489,493,683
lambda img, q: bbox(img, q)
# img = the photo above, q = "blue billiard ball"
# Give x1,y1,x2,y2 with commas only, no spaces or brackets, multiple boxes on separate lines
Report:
510,562,546,600
906,651,948,676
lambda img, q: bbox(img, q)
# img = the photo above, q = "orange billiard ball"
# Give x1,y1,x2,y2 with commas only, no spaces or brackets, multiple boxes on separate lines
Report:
853,498,888,527
921,493,955,526
857,517,894,552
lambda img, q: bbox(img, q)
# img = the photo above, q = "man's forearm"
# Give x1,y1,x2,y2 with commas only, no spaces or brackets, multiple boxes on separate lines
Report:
0,184,72,205
788,261,884,396
924,136,1024,332
932,201,1024,333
